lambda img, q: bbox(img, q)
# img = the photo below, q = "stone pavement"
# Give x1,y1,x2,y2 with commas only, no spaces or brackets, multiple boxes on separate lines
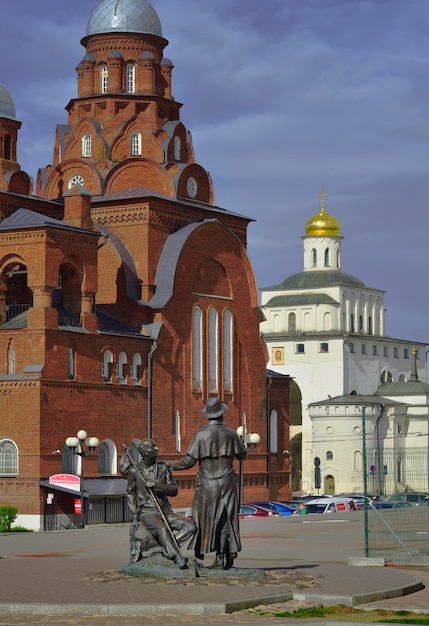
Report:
0,514,428,625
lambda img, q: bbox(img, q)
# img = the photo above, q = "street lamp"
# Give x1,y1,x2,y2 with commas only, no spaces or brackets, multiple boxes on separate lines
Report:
236,426,261,452
65,430,99,529
236,417,260,518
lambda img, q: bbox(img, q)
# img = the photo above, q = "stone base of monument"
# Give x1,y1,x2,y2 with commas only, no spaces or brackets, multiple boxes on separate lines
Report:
122,554,265,579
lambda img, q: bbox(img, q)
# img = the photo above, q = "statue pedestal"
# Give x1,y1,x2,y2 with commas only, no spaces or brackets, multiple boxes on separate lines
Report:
122,554,265,579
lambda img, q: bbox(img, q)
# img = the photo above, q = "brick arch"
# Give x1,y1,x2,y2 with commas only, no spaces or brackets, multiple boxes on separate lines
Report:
42,160,103,200
110,116,163,162
62,118,109,162
192,259,231,298
6,170,32,195
176,164,214,204
104,158,175,196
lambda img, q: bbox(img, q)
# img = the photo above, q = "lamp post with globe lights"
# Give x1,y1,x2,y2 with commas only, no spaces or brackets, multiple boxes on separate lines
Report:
236,418,260,517
65,430,99,529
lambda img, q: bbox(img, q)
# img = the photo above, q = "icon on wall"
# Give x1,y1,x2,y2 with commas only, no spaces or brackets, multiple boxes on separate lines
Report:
272,347,284,365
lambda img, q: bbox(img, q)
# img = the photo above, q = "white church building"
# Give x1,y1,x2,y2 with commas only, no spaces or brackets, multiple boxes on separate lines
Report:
260,191,427,494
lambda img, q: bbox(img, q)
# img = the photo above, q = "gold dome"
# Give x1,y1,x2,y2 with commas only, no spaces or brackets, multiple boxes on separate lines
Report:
304,188,341,237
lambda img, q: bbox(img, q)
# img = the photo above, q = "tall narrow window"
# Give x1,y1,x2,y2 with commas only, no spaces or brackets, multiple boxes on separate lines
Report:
0,439,18,475
101,349,113,381
98,440,116,475
193,306,202,390
101,64,108,93
126,63,135,93
68,347,75,380
131,353,142,381
359,315,363,332
8,347,15,375
174,136,181,160
312,248,317,267
208,308,218,393
82,134,92,157
223,309,233,391
350,314,355,333
324,248,329,267
270,409,278,453
288,312,296,331
117,351,127,381
368,316,373,335
62,442,78,474
130,132,142,156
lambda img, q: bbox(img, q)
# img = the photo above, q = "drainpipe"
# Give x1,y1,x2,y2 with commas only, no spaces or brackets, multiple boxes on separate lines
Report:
375,403,384,496
266,374,273,492
142,322,163,439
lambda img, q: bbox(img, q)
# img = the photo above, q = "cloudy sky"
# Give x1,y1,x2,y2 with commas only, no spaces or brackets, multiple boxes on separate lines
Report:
0,0,428,344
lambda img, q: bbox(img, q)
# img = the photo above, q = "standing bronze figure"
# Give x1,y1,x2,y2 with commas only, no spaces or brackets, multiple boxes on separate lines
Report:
170,398,247,570
120,438,195,569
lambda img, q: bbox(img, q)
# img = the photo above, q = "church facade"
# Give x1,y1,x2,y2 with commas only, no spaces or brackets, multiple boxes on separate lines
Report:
0,0,292,530
260,191,427,495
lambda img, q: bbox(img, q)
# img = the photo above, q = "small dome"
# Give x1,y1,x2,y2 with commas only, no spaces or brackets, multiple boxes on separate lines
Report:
305,208,341,237
86,0,162,37
0,83,17,120
305,189,341,236
161,57,173,66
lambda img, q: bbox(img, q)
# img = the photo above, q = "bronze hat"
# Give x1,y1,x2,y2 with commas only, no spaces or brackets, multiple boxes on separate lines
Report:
202,397,228,419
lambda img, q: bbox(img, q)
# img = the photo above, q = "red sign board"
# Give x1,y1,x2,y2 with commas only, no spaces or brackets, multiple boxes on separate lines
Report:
74,498,82,514
49,473,80,491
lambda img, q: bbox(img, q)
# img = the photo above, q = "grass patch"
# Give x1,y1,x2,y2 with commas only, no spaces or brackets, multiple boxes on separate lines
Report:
0,526,32,533
248,604,429,623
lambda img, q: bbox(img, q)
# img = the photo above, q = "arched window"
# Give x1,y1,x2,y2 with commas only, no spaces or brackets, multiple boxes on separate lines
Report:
101,349,113,381
193,306,202,390
68,174,84,189
130,132,142,156
0,439,18,475
117,351,127,382
82,134,92,158
354,450,362,471
126,63,135,93
270,409,278,453
101,64,108,93
174,136,181,160
4,135,12,160
312,248,317,267
61,442,80,474
208,307,218,393
326,450,333,460
68,347,75,380
288,312,296,331
223,309,233,391
324,248,329,267
98,439,117,475
8,346,15,375
131,353,142,382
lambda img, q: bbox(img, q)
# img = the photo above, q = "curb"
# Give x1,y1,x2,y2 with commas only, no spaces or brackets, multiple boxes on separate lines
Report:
0,576,423,617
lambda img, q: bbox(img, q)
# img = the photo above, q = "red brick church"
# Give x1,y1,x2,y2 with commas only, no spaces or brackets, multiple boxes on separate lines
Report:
0,0,291,530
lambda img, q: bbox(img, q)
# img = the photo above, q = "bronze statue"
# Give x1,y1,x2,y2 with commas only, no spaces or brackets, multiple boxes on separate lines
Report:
120,438,195,569
170,398,247,570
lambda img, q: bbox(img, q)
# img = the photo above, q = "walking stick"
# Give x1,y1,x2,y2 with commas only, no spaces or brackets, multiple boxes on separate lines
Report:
122,444,186,562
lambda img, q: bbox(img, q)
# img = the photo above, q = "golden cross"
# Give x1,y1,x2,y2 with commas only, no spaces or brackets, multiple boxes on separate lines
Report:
317,186,328,212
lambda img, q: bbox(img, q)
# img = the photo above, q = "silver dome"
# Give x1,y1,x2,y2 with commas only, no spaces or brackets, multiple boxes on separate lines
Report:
87,0,162,37
0,84,17,120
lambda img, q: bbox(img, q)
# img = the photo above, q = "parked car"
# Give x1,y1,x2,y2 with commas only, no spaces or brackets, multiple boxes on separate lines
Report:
386,493,428,506
246,501,295,516
370,500,412,509
239,504,279,519
305,497,352,514
420,497,429,506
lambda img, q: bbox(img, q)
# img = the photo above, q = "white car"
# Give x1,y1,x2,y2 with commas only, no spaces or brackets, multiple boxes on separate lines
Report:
305,497,352,514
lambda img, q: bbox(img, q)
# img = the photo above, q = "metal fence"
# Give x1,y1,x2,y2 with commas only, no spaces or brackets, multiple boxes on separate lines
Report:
366,446,429,565
367,447,429,497
368,505,429,565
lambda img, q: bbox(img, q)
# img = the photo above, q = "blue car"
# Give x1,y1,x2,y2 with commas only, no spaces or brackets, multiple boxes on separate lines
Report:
246,501,295,516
